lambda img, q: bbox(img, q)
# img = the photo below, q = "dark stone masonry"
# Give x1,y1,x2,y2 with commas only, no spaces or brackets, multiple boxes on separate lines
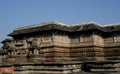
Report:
0,21,120,74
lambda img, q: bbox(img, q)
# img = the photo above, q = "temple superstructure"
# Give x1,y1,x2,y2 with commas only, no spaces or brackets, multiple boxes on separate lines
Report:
0,21,120,74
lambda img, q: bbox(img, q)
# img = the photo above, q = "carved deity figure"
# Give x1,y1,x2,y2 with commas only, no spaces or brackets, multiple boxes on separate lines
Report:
31,38,38,47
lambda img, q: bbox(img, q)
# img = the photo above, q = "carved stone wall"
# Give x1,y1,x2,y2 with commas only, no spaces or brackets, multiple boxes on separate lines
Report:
1,22,120,74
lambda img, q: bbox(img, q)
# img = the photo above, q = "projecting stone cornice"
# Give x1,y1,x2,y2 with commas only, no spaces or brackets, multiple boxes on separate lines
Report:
8,21,120,36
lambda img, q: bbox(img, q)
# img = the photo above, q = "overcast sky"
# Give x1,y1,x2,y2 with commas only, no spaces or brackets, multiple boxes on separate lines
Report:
0,0,120,46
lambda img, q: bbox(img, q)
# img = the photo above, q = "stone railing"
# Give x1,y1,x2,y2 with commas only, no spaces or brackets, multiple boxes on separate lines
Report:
39,41,95,48
104,42,120,47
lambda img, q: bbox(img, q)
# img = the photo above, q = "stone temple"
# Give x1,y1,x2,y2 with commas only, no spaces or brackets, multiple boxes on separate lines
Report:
0,21,120,74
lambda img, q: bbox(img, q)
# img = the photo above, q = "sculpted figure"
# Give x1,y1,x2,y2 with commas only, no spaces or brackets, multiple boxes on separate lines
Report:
31,38,38,47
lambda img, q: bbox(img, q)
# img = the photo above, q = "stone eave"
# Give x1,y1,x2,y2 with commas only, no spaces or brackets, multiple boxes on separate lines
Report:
8,21,120,36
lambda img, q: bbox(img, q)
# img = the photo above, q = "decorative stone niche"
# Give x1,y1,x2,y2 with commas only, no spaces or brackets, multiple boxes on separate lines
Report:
15,40,24,46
